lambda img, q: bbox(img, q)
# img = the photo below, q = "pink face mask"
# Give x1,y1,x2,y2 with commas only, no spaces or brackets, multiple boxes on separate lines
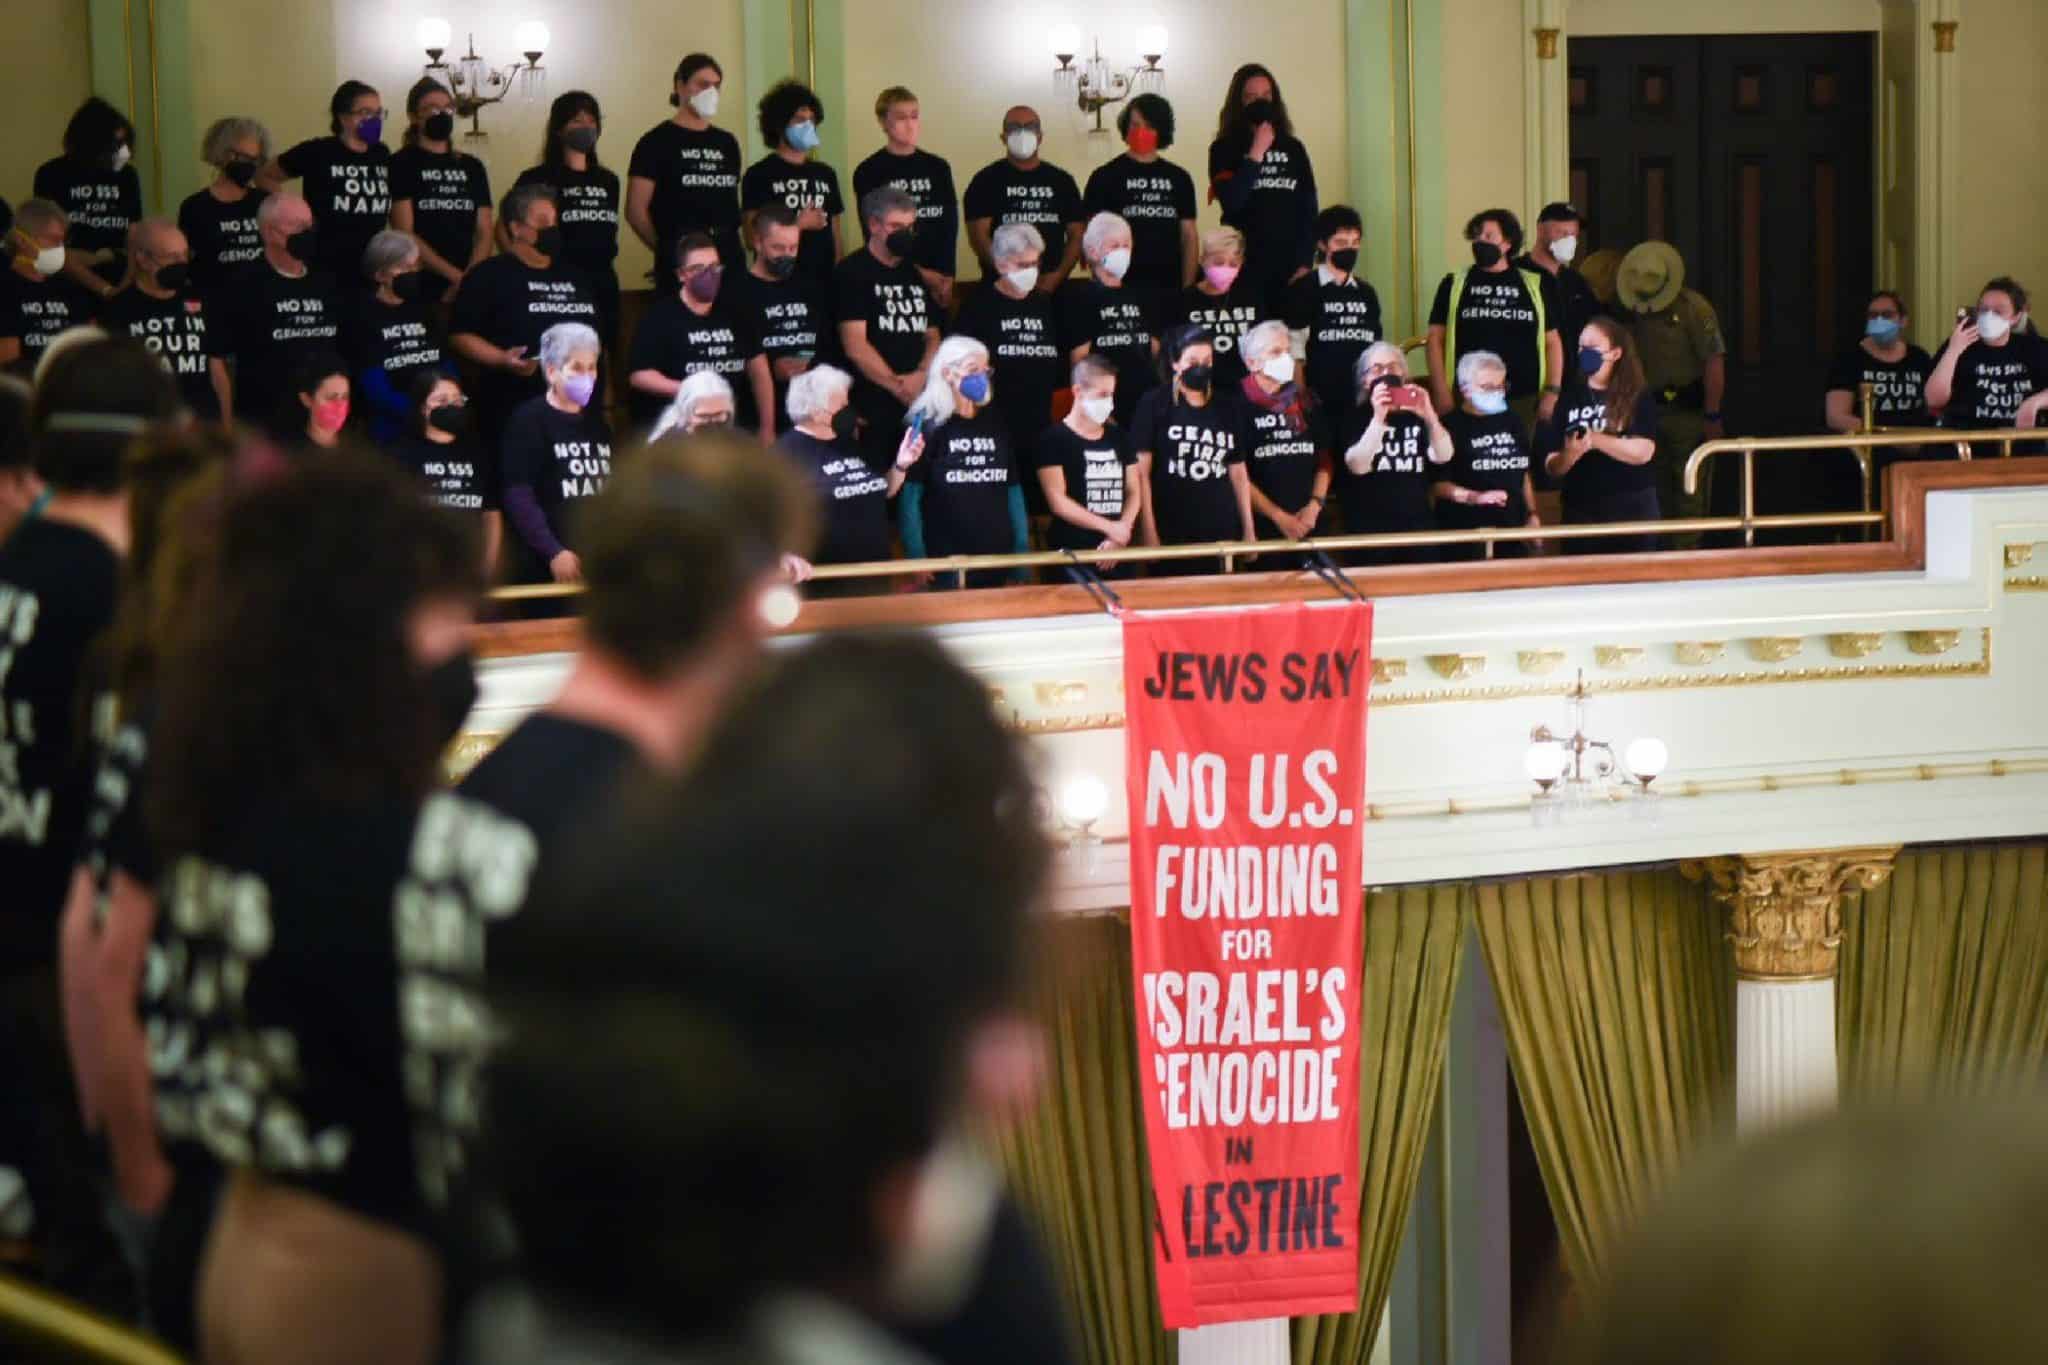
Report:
1204,263,1241,292
311,398,350,432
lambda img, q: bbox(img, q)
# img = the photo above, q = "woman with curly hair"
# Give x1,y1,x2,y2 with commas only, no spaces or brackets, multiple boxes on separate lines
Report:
33,96,145,295
740,79,844,287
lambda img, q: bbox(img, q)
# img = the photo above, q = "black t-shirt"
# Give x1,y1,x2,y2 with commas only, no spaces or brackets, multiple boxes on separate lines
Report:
1437,408,1530,528
1335,407,1437,534
1514,255,1604,355
218,262,344,421
0,518,119,975
392,431,492,512
1168,282,1263,388
725,267,831,426
277,136,393,282
1131,387,1249,544
740,155,845,287
1060,281,1159,425
627,121,744,273
1205,135,1316,275
33,156,144,270
907,411,1016,557
389,146,491,288
448,255,599,434
458,712,642,901
779,429,893,565
349,292,445,390
79,706,153,903
101,286,224,419
1284,271,1384,409
512,162,622,282
145,791,537,1238
1034,421,1135,551
501,395,614,549
962,160,1084,251
1429,266,1565,399
625,292,763,431
1930,334,2048,429
1081,155,1197,294
956,283,1064,449
1825,343,1935,427
1542,383,1661,501
178,187,269,295
0,268,99,376
1241,393,1331,537
834,248,935,384
851,148,959,277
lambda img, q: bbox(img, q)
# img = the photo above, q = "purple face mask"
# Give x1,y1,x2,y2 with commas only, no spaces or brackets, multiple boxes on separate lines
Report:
561,371,598,408
355,114,384,145
684,265,723,304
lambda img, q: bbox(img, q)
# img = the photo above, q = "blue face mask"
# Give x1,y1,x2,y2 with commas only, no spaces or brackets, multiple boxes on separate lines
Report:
959,371,991,404
786,120,821,152
1865,316,1902,344
1467,388,1509,415
1578,345,1607,376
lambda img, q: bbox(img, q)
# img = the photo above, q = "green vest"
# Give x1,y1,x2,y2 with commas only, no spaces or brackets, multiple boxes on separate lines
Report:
1446,267,1550,391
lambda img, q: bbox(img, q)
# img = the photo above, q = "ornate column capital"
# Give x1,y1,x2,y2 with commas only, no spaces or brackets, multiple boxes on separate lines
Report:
1931,20,1958,54
1681,847,1900,981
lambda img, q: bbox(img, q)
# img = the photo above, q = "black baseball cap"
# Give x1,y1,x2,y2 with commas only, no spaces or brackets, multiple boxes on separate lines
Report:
1536,201,1581,224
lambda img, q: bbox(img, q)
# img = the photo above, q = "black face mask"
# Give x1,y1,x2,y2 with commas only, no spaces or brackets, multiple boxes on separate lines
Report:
428,403,471,437
425,649,480,751
1471,240,1504,268
829,405,859,442
533,226,563,258
392,271,425,302
564,125,600,154
884,228,917,260
285,227,318,263
1180,364,1213,392
154,261,190,292
764,253,799,280
224,159,259,188
1329,247,1359,274
1243,98,1276,126
423,112,457,143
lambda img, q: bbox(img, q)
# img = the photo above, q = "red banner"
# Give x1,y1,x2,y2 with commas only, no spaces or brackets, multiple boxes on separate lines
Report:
1122,601,1373,1329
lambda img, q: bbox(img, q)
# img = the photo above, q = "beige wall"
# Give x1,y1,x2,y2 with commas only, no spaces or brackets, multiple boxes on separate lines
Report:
1436,0,1532,268
1569,0,1879,34
2,6,93,209
1952,0,2048,308
833,0,1349,278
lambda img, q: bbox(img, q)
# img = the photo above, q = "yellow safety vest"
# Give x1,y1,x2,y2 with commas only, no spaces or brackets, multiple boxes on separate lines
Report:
1445,267,1550,391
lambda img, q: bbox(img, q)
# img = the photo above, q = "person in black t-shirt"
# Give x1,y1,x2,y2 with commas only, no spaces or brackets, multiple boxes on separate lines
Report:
268,80,393,285
648,366,739,441
1541,317,1661,553
101,218,231,420
1928,276,2048,434
1236,319,1331,550
852,87,959,310
727,204,832,430
742,80,845,289
628,53,745,275
217,193,344,432
179,117,272,295
515,92,624,353
956,222,1063,470
34,97,143,297
1825,290,1937,500
395,371,500,575
1284,205,1384,419
1083,94,1199,309
1428,208,1565,424
291,351,354,452
1134,326,1255,572
1335,341,1454,565
1170,226,1262,389
502,322,613,582
1036,355,1139,564
351,229,448,443
1,340,179,1325
1,201,103,378
837,188,941,467
1063,213,1161,427
389,78,493,306
1513,201,1603,365
776,364,914,589
1434,349,1537,561
0,378,39,544
627,232,771,436
900,336,1025,586
963,107,1085,292
1207,66,1319,314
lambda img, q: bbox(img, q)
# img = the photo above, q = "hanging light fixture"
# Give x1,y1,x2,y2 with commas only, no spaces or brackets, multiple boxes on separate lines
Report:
1046,19,1168,133
417,15,553,139
1523,672,1667,813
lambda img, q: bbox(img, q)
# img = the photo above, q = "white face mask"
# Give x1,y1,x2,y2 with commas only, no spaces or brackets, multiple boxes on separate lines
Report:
687,85,720,119
1260,352,1296,385
1002,266,1039,294
1550,233,1578,264
1078,393,1115,425
1979,309,2013,342
1005,129,1039,160
112,144,133,172
1099,247,1132,282
33,244,66,276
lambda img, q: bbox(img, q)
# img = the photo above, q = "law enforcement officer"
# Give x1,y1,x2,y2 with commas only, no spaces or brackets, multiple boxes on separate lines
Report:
1617,240,1725,528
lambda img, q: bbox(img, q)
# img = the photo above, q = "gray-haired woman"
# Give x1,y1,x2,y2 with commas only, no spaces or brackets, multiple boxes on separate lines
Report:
178,116,272,292
354,228,448,443
502,321,614,583
775,363,920,590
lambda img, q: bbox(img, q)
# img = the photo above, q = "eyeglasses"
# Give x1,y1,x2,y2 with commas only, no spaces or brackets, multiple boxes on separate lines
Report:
1003,123,1042,135
352,107,387,121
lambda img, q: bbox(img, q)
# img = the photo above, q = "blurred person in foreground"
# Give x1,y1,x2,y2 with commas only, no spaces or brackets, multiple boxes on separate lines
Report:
1573,1100,2048,1365
476,631,1077,1365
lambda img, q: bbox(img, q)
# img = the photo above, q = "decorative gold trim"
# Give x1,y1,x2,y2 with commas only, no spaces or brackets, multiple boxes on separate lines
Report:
1033,680,1089,708
2008,576,2048,593
2005,543,2036,569
1532,26,1560,59
1746,636,1804,663
1426,653,1487,681
1372,658,1409,685
1012,712,1123,735
1827,632,1885,660
1516,648,1566,676
988,686,1008,709
1932,19,1958,53
1594,645,1645,670
1674,641,1727,666
1904,629,1961,656
1682,847,1900,980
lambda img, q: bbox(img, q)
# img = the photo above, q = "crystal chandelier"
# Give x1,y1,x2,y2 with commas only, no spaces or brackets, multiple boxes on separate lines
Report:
416,17,551,139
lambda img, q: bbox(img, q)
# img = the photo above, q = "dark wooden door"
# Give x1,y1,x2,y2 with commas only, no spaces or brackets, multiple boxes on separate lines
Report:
1564,37,1704,267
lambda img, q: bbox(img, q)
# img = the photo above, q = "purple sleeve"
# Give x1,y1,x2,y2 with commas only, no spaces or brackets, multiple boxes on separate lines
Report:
503,484,564,561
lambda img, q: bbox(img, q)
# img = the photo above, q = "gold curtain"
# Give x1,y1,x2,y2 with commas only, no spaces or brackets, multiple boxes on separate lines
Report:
1471,869,1734,1288
1838,843,2048,1099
